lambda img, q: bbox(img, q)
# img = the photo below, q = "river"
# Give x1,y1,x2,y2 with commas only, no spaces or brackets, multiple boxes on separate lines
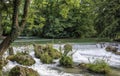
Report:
2,42,120,76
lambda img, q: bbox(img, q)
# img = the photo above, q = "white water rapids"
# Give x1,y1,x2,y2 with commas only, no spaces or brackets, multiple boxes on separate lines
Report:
2,43,120,76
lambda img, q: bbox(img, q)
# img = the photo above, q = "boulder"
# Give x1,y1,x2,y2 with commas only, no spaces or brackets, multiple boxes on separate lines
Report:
9,66,39,76
115,52,120,55
33,44,61,64
105,46,118,52
7,53,35,66
40,52,53,64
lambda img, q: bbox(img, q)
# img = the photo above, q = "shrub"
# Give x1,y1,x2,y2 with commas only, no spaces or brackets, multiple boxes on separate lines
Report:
59,44,73,67
63,44,72,56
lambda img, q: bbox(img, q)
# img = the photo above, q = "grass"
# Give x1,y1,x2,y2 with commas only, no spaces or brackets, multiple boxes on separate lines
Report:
86,60,111,74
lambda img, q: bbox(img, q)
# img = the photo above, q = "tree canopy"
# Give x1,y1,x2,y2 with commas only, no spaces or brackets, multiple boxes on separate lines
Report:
0,0,120,39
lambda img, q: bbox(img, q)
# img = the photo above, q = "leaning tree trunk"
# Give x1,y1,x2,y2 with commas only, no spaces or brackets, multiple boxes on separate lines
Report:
0,0,30,56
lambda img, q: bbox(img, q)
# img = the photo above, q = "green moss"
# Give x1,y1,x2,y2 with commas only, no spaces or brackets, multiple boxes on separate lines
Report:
59,56,73,67
40,52,53,64
33,44,61,64
33,44,44,58
7,53,35,66
0,70,2,76
9,66,39,76
48,48,61,59
53,49,62,59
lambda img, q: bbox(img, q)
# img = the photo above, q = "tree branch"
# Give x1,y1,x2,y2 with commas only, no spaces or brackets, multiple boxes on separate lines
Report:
20,0,30,29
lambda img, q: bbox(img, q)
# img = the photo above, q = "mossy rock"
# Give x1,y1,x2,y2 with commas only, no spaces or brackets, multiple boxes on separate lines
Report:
9,66,39,76
115,52,120,55
48,49,61,59
7,53,35,66
59,56,73,68
33,44,44,58
105,46,118,52
40,52,53,64
33,44,61,64
44,45,61,59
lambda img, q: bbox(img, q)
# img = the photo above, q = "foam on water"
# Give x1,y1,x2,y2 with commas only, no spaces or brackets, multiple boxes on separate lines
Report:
71,43,120,67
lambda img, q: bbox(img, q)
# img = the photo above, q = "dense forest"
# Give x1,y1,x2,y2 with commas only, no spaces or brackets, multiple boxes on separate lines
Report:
0,0,120,39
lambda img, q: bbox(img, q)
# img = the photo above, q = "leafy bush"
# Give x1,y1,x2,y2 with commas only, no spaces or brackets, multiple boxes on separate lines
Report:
59,44,73,67
63,44,72,56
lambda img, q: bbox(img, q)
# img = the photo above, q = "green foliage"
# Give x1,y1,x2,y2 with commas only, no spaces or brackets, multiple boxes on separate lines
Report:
22,0,96,38
95,0,120,39
63,44,72,56
2,0,119,39
0,0,13,35
60,56,73,67
59,44,73,67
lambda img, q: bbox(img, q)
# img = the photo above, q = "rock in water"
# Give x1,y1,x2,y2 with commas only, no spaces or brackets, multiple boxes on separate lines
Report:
9,66,39,76
7,53,35,66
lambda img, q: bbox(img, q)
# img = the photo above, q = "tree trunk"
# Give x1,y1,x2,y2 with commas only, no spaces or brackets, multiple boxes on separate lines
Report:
0,0,30,56
0,13,3,37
